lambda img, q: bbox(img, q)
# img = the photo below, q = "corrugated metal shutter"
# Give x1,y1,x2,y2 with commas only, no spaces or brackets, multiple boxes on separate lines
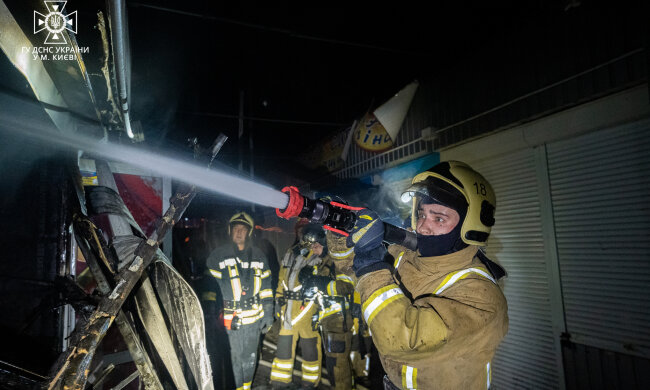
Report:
469,150,562,389
547,119,650,358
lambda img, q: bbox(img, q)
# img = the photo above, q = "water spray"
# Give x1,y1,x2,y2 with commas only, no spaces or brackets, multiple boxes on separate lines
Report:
0,114,288,209
1,114,416,249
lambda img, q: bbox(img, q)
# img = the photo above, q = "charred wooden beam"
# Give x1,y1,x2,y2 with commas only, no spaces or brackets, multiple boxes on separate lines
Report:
49,135,227,390
72,216,164,389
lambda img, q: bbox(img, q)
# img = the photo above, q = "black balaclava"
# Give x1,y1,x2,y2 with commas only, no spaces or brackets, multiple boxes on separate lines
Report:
417,196,468,257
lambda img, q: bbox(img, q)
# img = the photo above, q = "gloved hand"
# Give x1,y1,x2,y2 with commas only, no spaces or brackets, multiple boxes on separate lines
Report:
261,316,273,334
261,304,274,333
298,266,314,285
302,275,330,293
274,298,283,319
347,208,389,277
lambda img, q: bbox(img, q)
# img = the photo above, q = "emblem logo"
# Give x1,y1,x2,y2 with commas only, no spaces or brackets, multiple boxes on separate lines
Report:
34,1,77,45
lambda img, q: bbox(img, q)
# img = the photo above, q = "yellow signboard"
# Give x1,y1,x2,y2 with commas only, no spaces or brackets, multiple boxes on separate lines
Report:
354,112,393,152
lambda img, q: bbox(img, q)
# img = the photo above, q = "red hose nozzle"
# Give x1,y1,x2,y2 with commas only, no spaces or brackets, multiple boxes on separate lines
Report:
276,186,305,219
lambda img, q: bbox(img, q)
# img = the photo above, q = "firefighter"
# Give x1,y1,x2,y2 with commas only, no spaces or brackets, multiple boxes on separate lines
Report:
202,211,274,390
300,199,359,390
347,161,509,389
270,223,329,388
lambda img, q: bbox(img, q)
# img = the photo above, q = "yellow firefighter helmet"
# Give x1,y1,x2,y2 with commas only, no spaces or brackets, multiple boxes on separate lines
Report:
228,211,254,237
401,161,496,246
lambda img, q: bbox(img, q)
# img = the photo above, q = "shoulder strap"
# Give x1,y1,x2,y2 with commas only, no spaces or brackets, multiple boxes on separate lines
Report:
476,250,507,280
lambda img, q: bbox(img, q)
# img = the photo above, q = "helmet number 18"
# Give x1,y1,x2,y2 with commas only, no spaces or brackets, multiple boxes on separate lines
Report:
473,182,487,196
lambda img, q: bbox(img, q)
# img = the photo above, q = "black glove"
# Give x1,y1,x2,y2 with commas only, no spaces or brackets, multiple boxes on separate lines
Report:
298,266,314,285
347,208,389,277
261,304,274,333
302,275,330,293
274,298,283,319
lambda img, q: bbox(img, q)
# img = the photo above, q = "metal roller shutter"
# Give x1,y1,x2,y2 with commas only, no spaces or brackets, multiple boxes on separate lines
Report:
546,119,650,358
469,149,562,389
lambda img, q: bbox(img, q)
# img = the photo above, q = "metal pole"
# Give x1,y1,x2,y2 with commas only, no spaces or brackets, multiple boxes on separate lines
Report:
238,90,244,172
249,108,255,212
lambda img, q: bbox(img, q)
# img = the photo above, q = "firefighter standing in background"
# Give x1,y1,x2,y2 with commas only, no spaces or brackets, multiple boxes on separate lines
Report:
348,161,509,389
202,212,274,390
270,223,329,388
300,199,359,390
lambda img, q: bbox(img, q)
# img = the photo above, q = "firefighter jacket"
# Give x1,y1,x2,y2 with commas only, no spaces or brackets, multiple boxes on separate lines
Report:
277,246,330,328
203,242,274,330
319,237,357,326
356,244,509,390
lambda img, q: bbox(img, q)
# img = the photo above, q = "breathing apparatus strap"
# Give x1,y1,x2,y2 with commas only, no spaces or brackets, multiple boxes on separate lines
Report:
476,250,507,280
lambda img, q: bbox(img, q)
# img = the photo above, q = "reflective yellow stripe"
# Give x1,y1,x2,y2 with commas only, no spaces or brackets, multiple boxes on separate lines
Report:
327,280,337,296
228,265,242,300
208,268,222,279
487,362,491,389
274,361,293,369
201,291,216,301
330,247,354,258
394,251,405,269
239,305,263,318
319,300,348,319
270,371,292,381
401,365,417,389
362,284,404,325
302,373,319,382
261,270,271,279
254,271,261,295
242,381,252,390
231,278,242,300
241,311,265,324
291,301,314,325
353,291,361,304
352,219,377,244
301,362,320,372
336,274,354,284
259,289,273,299
434,267,496,295
271,359,293,383
320,306,342,319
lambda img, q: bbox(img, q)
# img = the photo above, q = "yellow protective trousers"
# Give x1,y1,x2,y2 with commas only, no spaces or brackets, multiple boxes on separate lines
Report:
270,302,322,388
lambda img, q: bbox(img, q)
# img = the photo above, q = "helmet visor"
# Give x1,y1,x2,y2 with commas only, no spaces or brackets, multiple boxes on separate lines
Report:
402,177,467,212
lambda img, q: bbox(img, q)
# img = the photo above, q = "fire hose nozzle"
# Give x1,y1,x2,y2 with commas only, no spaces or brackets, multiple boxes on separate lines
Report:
276,187,357,234
275,186,417,250
276,186,305,219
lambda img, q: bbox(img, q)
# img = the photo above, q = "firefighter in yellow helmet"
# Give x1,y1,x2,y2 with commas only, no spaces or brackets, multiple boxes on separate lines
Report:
348,161,509,389
201,211,274,390
269,223,329,388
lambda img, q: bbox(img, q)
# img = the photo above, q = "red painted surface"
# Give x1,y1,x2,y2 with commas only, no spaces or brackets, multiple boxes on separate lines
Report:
113,174,163,236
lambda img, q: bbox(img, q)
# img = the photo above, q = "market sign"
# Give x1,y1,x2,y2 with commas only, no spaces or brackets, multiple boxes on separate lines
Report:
354,112,393,152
